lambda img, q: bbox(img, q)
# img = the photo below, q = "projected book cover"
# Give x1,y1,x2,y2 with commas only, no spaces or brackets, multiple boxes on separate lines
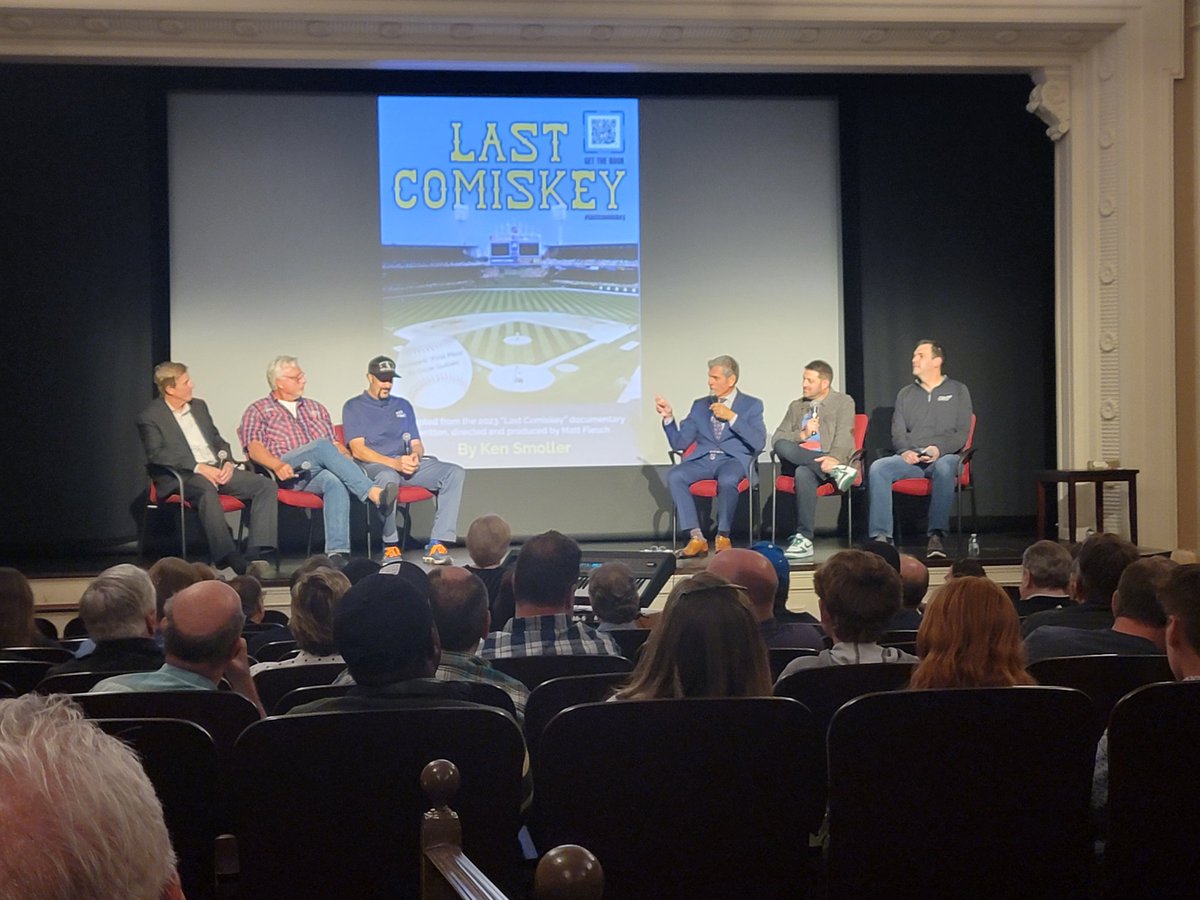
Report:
378,96,641,469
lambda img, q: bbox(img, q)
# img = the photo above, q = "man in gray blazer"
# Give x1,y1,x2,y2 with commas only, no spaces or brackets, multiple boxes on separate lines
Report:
771,359,858,560
137,362,277,575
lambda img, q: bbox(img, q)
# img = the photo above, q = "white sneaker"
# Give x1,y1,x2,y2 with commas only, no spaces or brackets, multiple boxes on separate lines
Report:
784,534,814,559
831,464,859,493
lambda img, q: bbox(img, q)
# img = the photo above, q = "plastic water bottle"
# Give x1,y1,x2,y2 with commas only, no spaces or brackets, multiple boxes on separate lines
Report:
967,533,980,558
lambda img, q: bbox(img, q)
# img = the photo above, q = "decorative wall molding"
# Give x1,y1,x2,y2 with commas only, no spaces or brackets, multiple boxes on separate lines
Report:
1028,67,1072,140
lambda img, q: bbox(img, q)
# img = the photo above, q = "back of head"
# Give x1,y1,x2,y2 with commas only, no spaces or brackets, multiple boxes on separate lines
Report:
1160,564,1200,665
587,562,640,625
0,567,35,648
948,557,987,580
750,541,791,608
1022,539,1072,590
162,581,244,666
815,550,902,643
428,567,490,652
898,554,929,609
340,557,381,585
706,548,778,614
228,575,263,620
79,564,155,642
911,576,1033,689
334,573,437,685
148,557,200,621
513,530,581,613
0,694,178,900
1075,532,1139,603
288,555,335,592
466,514,512,568
859,539,901,573
1114,556,1176,627
291,568,350,655
617,573,770,700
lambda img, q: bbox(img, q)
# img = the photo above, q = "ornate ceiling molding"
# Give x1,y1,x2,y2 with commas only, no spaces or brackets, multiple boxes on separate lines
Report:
0,2,1127,67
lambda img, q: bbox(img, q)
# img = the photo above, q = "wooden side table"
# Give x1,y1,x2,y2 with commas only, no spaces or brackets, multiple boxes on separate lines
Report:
1035,469,1139,545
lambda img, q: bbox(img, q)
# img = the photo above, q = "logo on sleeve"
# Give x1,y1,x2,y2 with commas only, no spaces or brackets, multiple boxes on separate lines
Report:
395,410,407,418
937,395,953,401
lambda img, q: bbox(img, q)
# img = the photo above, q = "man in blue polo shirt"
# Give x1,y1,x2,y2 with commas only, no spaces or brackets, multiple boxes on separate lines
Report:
342,356,466,565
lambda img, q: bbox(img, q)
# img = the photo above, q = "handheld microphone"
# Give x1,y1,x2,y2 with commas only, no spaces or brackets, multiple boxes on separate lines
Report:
708,394,719,407
217,449,229,465
402,432,412,456
299,460,312,472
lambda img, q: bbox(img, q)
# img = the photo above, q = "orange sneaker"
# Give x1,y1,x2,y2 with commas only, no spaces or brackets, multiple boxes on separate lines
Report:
675,537,709,559
383,544,403,560
715,535,733,553
423,542,451,565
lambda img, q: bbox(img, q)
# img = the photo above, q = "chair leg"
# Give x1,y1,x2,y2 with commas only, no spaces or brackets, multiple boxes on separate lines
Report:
178,503,187,559
846,489,853,547
304,510,313,558
398,503,413,550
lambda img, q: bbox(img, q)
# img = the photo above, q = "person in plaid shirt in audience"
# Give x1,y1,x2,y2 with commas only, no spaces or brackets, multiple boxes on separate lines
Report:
239,356,396,567
480,530,620,658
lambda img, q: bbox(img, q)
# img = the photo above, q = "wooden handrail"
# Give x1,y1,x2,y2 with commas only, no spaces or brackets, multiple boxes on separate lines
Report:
419,759,603,900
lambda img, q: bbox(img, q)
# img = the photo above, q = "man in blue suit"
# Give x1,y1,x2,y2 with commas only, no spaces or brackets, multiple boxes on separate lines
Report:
655,355,767,559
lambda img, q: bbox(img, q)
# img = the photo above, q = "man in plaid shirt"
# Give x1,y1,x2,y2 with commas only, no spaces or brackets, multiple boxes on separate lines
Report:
480,530,620,658
239,356,396,565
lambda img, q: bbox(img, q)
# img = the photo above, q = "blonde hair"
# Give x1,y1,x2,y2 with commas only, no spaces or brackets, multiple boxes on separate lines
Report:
152,361,187,396
291,568,350,655
465,514,511,568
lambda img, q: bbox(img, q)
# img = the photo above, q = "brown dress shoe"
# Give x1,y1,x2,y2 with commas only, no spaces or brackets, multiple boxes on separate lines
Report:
715,535,733,553
675,537,709,559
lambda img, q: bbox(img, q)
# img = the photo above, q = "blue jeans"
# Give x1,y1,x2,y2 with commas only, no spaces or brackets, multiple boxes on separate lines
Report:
363,458,465,545
282,439,375,555
867,453,961,539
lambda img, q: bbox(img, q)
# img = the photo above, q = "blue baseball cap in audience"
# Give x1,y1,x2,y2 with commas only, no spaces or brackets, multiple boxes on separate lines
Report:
751,541,790,602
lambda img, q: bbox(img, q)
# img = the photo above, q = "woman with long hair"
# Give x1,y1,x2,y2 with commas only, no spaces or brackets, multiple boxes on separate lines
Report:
0,567,48,648
909,576,1036,689
613,572,772,700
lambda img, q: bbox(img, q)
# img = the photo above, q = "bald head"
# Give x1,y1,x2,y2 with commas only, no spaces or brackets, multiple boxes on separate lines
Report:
899,554,929,609
706,549,778,618
162,581,245,671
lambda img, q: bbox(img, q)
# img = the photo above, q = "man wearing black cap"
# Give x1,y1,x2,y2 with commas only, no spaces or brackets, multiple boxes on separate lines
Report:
342,356,465,565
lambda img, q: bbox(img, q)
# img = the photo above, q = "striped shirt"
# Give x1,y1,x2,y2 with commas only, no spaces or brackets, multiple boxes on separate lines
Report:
480,613,621,659
238,395,336,458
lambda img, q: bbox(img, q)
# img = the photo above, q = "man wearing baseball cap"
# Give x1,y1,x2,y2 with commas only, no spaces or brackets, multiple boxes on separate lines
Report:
342,356,465,565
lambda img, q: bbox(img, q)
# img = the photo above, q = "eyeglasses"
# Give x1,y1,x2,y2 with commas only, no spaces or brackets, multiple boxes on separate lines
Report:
278,372,306,381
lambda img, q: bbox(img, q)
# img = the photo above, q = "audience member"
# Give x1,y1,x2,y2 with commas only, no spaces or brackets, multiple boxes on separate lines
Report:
587,561,642,631
290,573,532,805
1022,533,1139,636
909,576,1035,689
1024,556,1174,663
860,538,901,573
244,553,339,657
613,573,772,700
751,540,815,623
250,568,349,674
147,557,201,622
190,562,223,582
288,554,336,591
777,550,915,679
1093,564,1200,816
464,513,513,608
707,549,823,650
480,531,619,658
427,567,529,721
231,574,268,630
46,565,164,677
889,553,928,630
340,557,381,585
1014,540,1073,617
947,557,987,579
92,581,265,716
0,567,57,650
0,693,184,900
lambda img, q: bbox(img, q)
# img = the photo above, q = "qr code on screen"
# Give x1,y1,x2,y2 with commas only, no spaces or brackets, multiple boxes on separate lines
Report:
584,111,624,153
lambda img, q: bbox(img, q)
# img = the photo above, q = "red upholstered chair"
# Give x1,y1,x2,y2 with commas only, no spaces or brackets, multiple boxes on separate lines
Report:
667,442,761,549
890,414,978,543
333,424,434,555
139,464,246,559
771,413,868,545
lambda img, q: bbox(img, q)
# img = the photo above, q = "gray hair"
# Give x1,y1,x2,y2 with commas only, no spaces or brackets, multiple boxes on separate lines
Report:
266,355,299,390
1021,540,1072,590
707,355,739,382
588,561,640,625
0,694,177,899
79,564,155,641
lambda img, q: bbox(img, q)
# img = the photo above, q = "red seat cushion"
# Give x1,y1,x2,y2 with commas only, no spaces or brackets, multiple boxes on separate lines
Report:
276,488,324,510
397,487,435,504
689,478,749,498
